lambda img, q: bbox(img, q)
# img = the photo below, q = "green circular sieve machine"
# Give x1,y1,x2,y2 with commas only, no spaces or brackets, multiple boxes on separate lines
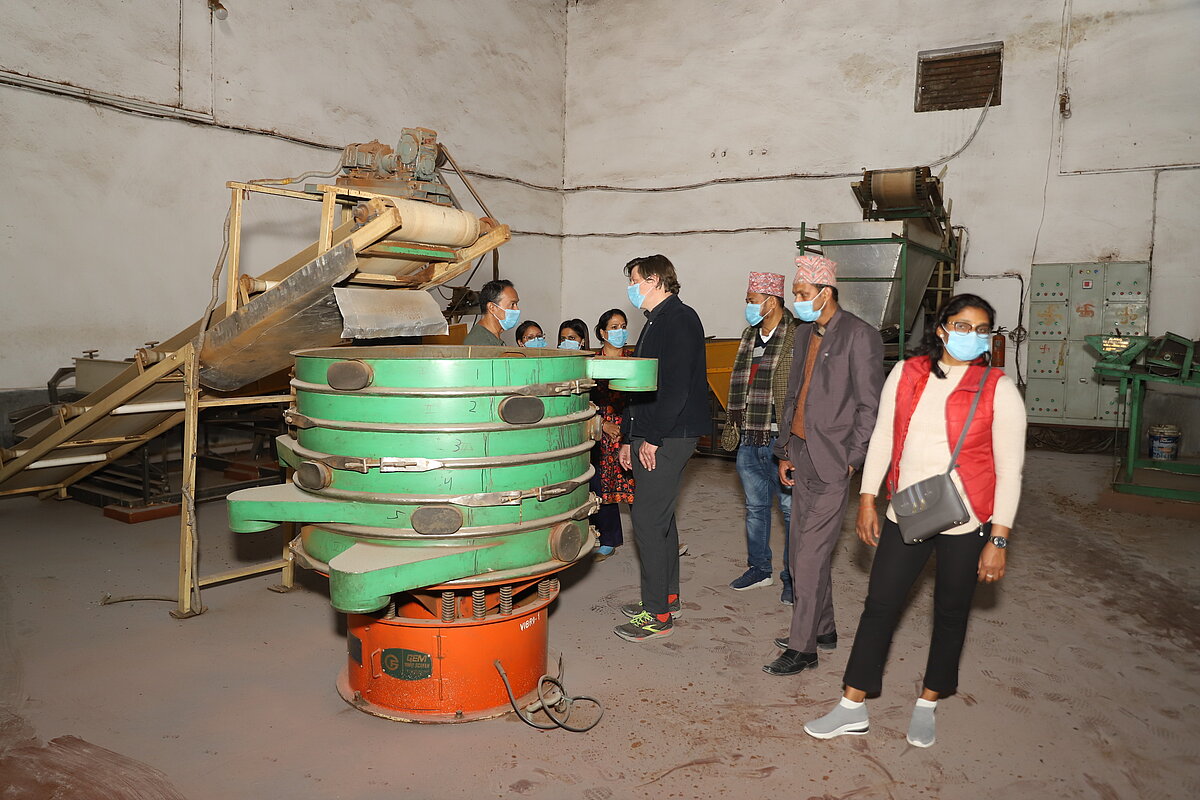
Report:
227,345,657,614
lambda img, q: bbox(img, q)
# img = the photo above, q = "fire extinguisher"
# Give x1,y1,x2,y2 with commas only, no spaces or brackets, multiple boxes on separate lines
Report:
991,328,1007,367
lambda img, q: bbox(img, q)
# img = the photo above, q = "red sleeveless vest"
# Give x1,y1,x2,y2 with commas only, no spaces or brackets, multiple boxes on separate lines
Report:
886,357,1003,523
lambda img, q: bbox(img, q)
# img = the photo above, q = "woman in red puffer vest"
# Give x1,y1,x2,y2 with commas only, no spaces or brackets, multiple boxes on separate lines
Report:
802,293,1027,749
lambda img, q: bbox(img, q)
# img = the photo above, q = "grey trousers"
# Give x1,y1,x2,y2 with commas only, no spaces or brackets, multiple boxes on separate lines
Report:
630,437,698,616
786,437,852,653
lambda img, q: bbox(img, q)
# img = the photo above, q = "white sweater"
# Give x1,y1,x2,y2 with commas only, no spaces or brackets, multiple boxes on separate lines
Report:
860,362,1027,535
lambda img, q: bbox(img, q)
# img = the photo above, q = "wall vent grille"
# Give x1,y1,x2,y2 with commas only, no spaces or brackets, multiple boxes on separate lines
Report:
916,42,1003,113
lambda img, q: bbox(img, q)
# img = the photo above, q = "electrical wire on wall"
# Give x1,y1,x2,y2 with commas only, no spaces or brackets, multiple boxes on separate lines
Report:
508,225,808,238
470,88,1000,241
6,63,998,222
953,224,1029,389
248,162,342,187
473,87,995,197
1053,0,1200,177
7,51,1006,341
1029,2,1070,269
474,88,996,202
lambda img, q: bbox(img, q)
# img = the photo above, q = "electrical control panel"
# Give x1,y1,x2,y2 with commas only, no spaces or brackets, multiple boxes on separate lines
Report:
1026,262,1149,427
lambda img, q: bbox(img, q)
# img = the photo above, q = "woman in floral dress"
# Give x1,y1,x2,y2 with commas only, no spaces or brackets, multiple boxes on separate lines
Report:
590,308,636,560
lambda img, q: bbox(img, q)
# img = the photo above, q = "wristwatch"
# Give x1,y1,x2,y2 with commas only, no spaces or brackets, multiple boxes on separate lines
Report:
989,535,1008,549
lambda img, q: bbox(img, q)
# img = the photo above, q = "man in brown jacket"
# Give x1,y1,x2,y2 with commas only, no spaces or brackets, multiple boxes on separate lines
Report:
765,254,884,676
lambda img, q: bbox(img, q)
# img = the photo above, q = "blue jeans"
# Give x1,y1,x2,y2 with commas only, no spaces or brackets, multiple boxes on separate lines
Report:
735,439,792,584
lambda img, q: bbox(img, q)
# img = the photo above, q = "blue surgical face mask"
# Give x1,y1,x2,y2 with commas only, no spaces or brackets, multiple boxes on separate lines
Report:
942,327,990,362
558,339,582,350
627,281,647,309
523,337,547,348
605,328,629,348
492,306,520,331
792,288,827,323
745,302,765,326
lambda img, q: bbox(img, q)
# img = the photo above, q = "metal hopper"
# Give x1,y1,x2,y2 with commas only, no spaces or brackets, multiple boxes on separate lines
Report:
817,220,945,336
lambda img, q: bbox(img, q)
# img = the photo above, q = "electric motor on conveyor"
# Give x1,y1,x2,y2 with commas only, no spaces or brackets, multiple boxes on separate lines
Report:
227,345,656,724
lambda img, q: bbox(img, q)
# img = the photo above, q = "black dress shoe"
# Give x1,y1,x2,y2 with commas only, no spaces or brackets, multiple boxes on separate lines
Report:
773,632,838,650
762,649,818,676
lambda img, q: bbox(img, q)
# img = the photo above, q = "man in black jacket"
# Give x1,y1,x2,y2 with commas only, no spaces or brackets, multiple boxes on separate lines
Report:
614,254,709,642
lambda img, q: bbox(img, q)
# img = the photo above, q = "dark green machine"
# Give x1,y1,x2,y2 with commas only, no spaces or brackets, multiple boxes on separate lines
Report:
1087,333,1200,502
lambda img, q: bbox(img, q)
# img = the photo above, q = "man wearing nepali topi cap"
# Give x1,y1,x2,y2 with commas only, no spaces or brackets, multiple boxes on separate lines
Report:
720,271,797,600
764,253,884,676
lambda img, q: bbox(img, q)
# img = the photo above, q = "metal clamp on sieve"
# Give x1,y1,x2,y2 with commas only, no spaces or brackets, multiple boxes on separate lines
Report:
490,475,590,505
283,409,313,429
289,467,594,508
291,377,597,397
546,379,598,396
334,455,446,473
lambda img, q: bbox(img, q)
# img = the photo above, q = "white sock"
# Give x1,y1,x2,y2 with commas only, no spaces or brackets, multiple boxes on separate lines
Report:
839,697,865,710
915,698,937,709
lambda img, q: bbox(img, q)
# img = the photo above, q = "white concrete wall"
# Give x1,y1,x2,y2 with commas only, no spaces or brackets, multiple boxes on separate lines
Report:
0,0,567,388
562,0,1200,377
3,0,1196,388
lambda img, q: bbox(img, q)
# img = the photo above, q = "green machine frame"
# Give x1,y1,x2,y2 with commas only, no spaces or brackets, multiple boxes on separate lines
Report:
1087,334,1200,503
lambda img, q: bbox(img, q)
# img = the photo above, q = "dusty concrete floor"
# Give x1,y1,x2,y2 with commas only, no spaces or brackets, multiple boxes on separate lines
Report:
1,450,1198,799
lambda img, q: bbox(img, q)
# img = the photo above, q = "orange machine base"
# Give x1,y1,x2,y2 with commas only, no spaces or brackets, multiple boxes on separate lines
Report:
337,586,557,723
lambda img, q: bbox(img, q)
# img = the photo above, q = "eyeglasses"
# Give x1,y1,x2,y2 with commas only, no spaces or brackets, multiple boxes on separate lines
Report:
945,321,992,335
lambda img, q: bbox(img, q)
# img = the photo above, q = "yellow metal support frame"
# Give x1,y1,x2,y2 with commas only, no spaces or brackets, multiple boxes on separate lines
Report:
136,342,299,620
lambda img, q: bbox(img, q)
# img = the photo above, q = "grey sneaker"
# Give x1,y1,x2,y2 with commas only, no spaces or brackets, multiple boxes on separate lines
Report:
619,598,681,618
803,700,870,739
907,703,936,748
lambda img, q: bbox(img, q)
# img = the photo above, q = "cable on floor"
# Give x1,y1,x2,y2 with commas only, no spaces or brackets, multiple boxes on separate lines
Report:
495,654,603,732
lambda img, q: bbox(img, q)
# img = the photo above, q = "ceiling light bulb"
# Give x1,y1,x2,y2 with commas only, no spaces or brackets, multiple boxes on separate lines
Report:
210,2,228,20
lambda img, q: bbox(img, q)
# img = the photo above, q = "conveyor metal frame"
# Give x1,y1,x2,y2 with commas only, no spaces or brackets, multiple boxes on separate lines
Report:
795,222,959,360
1,143,513,618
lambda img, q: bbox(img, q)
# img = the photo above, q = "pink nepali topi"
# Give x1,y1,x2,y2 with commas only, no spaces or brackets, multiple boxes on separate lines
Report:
747,271,786,298
794,253,838,287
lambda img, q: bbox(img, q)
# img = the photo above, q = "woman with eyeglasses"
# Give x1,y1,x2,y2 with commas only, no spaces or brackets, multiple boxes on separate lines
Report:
557,319,590,350
589,309,636,560
803,293,1026,748
515,320,547,348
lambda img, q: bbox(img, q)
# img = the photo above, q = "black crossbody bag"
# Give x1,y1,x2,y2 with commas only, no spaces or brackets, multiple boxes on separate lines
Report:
892,366,992,545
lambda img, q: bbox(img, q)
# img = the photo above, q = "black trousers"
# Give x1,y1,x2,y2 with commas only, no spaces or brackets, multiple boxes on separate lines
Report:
590,502,623,547
843,519,989,696
630,437,697,616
